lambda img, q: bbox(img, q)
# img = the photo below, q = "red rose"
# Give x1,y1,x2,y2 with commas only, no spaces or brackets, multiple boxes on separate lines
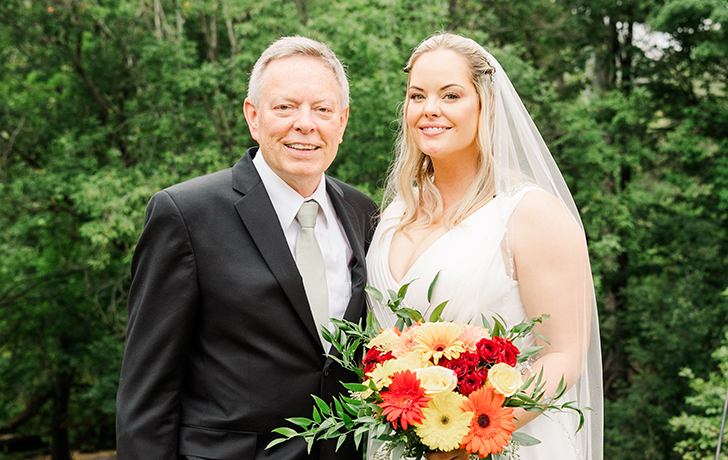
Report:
363,348,395,374
363,348,380,365
501,348,518,367
441,358,470,378
460,351,481,368
459,374,482,396
493,337,519,366
477,338,500,364
472,367,489,383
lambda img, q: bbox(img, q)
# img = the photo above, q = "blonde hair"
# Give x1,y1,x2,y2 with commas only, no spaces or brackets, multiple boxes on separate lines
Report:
383,32,496,231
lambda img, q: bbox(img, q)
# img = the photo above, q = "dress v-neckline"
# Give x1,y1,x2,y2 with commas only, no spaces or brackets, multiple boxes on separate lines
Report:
386,197,498,285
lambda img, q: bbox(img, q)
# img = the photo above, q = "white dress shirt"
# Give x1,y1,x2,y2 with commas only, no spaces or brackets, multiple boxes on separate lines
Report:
252,151,354,333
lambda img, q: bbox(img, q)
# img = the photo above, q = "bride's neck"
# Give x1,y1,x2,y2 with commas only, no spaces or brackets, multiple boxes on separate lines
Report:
432,163,476,212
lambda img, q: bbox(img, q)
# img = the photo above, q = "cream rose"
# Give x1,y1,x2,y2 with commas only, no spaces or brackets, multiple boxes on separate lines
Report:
487,362,522,397
413,366,458,397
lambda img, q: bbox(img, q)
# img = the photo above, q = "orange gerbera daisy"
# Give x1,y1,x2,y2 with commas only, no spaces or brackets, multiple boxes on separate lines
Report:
460,386,516,457
378,370,431,430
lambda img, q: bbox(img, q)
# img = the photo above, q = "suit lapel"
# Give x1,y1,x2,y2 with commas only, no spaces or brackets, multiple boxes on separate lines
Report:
232,149,322,345
326,177,367,327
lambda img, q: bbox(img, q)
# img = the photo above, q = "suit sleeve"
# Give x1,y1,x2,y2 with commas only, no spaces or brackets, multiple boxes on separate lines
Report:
116,190,199,460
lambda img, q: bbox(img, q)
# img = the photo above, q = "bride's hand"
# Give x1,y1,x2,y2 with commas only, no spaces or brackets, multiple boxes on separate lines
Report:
424,449,469,460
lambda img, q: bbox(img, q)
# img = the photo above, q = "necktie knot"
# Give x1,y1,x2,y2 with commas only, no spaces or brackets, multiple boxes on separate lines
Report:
296,200,319,229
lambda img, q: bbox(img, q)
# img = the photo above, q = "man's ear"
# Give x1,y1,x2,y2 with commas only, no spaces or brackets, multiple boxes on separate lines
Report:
243,98,260,141
337,105,350,143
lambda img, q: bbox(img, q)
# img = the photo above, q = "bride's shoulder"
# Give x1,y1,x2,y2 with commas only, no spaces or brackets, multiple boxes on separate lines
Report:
515,187,561,212
512,188,583,242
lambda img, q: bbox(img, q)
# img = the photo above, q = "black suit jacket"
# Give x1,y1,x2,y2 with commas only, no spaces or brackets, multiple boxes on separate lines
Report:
116,147,378,460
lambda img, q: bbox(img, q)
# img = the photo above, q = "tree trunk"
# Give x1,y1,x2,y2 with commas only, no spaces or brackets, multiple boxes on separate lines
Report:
199,11,218,62
221,0,237,55
293,0,308,24
50,372,72,460
619,21,633,94
154,0,163,40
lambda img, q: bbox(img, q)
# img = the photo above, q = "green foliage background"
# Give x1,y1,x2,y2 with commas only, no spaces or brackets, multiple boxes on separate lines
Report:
0,0,727,459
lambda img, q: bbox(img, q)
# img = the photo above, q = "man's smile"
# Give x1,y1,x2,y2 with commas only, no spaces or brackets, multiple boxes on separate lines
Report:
286,143,320,151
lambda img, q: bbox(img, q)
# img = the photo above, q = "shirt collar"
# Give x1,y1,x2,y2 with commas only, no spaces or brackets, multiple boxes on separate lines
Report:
252,149,332,230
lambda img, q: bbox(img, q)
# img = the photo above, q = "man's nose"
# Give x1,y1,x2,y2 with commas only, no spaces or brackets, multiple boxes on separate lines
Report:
293,109,316,133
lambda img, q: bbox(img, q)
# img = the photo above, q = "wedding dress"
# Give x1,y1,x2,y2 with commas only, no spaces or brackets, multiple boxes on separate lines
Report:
366,186,583,460
363,33,601,460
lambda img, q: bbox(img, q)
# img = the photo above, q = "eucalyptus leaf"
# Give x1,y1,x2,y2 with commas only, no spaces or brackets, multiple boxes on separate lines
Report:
512,431,542,446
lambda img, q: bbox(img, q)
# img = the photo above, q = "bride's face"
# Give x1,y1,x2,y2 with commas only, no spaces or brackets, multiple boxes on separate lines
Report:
406,49,480,168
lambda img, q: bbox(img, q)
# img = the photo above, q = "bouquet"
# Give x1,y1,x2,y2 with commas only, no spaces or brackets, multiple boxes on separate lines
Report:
267,275,585,459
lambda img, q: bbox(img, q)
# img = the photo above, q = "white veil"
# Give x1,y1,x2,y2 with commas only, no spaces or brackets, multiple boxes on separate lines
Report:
488,50,603,460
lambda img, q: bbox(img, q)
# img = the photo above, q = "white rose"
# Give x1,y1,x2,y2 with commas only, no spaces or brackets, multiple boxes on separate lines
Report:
414,366,458,397
487,362,522,397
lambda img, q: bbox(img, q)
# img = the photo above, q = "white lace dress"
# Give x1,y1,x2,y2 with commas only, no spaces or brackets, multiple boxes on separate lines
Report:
365,187,582,460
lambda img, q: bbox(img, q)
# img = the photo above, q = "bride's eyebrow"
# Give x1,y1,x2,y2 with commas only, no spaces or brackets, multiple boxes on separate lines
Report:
407,84,465,92
440,83,464,91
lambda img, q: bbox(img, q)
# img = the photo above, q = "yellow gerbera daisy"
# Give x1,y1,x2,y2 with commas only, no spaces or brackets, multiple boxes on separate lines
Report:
412,322,466,364
368,327,401,352
415,391,473,451
366,359,401,390
395,351,432,371
366,352,431,390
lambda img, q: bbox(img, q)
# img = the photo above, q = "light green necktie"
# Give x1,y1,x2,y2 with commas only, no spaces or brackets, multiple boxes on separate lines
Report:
295,200,329,347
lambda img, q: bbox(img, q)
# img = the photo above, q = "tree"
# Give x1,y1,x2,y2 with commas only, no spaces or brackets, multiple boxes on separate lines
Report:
671,331,728,460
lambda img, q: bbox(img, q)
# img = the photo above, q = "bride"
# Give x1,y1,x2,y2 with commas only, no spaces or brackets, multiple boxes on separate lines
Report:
366,33,603,460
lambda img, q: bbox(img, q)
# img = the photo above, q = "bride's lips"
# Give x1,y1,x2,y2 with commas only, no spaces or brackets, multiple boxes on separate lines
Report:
418,124,451,135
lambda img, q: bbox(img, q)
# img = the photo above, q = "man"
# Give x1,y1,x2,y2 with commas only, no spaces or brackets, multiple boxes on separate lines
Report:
116,36,378,460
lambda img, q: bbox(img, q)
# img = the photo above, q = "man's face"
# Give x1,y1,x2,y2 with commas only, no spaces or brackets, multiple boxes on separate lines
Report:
244,56,349,197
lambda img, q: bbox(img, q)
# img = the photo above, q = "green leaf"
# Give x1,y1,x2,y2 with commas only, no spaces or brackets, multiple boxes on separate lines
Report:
403,307,423,322
427,271,441,302
481,314,492,332
428,300,449,322
391,442,406,460
271,427,298,437
365,286,384,304
334,398,345,417
287,417,314,428
266,437,290,449
386,289,399,302
313,395,332,416
336,434,347,451
342,382,369,392
512,431,542,446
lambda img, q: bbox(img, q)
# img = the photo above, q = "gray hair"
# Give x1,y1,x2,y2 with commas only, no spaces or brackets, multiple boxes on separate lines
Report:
247,36,349,108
